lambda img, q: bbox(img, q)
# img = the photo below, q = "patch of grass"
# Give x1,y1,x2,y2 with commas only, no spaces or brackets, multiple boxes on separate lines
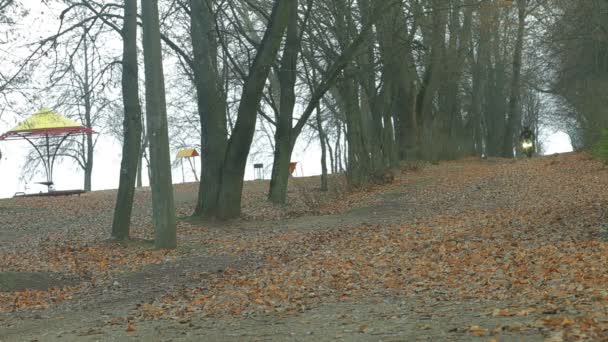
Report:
593,128,608,165
0,272,76,291
111,238,155,249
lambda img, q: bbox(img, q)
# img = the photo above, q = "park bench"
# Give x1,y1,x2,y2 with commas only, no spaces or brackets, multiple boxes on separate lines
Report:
13,189,86,198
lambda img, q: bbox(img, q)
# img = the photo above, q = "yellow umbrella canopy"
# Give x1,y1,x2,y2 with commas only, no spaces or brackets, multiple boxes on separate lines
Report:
0,108,93,140
0,108,95,189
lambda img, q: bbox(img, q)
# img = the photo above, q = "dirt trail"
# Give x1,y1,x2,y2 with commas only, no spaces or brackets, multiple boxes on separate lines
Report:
1,153,607,341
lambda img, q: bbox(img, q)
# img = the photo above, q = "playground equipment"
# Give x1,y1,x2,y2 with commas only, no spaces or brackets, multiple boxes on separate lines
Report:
176,148,199,183
0,108,94,195
254,163,264,180
289,161,304,177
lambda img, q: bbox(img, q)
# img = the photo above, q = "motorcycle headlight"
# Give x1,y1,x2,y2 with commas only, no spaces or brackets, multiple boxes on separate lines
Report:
522,141,533,149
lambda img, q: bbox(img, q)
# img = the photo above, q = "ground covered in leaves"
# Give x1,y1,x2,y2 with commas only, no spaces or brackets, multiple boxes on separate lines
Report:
1,153,607,341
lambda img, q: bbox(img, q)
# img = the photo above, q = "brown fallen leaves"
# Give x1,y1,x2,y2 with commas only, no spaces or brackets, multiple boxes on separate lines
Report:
141,154,608,339
2,286,78,312
0,243,172,313
0,172,366,314
2,153,608,341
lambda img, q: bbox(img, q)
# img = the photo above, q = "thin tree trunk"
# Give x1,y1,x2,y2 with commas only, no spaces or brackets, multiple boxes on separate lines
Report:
327,136,335,174
136,152,143,187
316,106,328,191
111,0,142,241
82,33,94,192
336,123,343,172
141,0,176,249
84,131,93,191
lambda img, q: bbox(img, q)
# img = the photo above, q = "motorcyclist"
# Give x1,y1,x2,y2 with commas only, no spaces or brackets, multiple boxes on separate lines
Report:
520,126,534,142
519,126,535,157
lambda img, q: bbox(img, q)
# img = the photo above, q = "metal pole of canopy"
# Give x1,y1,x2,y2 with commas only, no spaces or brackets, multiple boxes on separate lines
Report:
21,132,75,191
187,157,198,182
23,136,49,185
45,134,51,184
49,132,72,184
181,158,185,183
193,157,197,176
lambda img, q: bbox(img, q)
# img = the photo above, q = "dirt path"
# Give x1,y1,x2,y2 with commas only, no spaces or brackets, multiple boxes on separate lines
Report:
1,153,607,341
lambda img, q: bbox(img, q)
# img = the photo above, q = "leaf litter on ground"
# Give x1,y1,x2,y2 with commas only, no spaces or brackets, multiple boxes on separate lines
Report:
1,153,608,340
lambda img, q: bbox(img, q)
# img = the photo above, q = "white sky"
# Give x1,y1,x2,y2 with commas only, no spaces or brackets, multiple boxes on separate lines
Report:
543,131,573,155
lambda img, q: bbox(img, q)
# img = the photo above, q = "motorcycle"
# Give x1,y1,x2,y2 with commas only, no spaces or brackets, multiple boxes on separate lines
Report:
521,139,534,158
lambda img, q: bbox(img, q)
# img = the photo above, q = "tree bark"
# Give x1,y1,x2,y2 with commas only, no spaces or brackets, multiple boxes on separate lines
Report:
470,2,491,155
267,0,382,203
268,0,299,204
327,136,335,174
214,0,294,219
336,123,343,172
316,105,328,191
484,7,507,157
502,0,527,157
416,0,447,160
190,0,228,217
136,149,143,187
339,77,370,187
141,0,176,249
111,0,142,241
82,32,94,192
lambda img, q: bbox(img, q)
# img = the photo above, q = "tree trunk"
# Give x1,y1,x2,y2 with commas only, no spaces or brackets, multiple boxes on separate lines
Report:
339,77,370,187
268,0,298,204
82,32,94,192
111,0,142,241
190,0,228,217
268,0,381,203
84,134,93,191
141,0,176,249
502,0,527,157
336,123,343,172
327,137,335,174
484,8,507,157
214,0,294,219
470,2,490,156
316,106,328,192
416,0,447,160
436,0,473,160
136,151,143,187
